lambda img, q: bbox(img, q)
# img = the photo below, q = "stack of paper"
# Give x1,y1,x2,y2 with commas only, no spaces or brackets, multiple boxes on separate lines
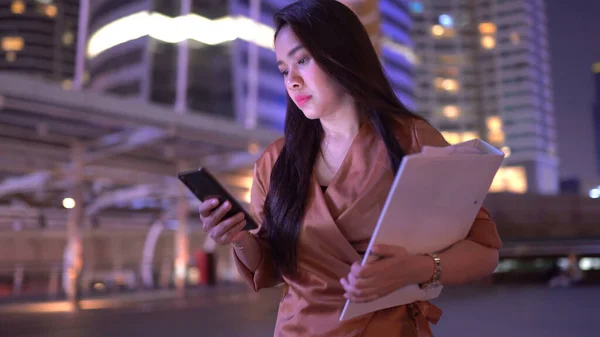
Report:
340,139,504,321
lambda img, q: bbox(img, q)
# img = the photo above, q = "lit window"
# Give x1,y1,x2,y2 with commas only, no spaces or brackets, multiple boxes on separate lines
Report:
440,131,478,145
462,132,478,142
510,32,520,45
61,79,73,90
431,25,456,39
481,36,496,49
442,105,460,119
478,22,496,34
5,52,17,63
442,78,459,92
435,77,460,93
62,31,74,46
2,36,24,51
488,131,504,144
487,116,504,144
409,2,424,14
247,141,260,154
11,0,25,14
431,25,444,37
45,4,57,18
501,146,511,157
441,132,461,145
490,166,527,194
439,14,454,27
486,116,502,130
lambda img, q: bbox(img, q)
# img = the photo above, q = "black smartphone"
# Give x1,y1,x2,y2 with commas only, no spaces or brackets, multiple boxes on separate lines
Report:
177,167,258,231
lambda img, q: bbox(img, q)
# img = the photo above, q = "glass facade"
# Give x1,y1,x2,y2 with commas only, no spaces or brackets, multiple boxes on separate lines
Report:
409,0,558,194
86,0,417,132
1,0,79,82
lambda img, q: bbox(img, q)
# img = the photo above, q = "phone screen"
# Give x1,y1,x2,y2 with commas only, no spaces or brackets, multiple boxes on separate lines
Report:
177,168,258,231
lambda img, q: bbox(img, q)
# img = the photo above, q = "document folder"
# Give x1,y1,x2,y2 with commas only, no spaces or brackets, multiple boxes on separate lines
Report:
340,139,504,321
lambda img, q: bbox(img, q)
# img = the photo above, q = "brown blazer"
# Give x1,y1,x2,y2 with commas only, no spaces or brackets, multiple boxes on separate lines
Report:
233,117,502,337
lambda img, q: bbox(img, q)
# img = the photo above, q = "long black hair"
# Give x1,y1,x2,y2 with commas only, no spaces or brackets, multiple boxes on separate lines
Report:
263,0,423,276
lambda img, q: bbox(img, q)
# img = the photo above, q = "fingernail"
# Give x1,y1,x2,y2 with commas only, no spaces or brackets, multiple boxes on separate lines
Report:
224,201,230,207
211,199,218,205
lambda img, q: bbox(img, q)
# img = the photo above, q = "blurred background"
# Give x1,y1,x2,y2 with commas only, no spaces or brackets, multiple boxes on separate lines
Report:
0,0,599,336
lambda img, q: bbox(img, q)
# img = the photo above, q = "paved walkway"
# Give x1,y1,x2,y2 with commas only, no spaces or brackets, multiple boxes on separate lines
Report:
0,285,597,337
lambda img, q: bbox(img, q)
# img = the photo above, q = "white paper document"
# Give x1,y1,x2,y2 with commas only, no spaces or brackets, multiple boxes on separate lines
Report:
339,139,504,321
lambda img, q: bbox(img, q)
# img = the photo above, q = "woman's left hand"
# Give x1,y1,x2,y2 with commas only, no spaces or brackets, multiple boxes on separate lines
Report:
340,244,432,303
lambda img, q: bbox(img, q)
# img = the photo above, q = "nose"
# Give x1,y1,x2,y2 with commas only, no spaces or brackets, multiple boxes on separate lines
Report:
286,68,303,91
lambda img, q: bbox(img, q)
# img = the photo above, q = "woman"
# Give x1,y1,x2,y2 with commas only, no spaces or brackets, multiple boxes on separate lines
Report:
199,0,502,336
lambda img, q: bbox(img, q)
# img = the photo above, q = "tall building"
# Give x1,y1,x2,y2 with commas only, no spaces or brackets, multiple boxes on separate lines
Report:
0,0,79,86
409,0,558,195
85,0,416,130
340,0,417,111
593,61,600,177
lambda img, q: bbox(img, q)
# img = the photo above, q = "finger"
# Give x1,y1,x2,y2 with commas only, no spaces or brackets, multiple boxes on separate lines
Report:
343,284,378,301
370,244,399,257
364,253,382,264
212,212,245,238
350,276,378,293
350,262,362,276
343,278,378,298
198,198,220,217
206,200,232,228
218,218,247,243
350,261,381,279
356,263,380,278
340,277,350,291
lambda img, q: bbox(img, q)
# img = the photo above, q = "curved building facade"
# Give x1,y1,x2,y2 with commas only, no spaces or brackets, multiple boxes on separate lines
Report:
0,0,79,84
86,0,284,128
85,0,416,131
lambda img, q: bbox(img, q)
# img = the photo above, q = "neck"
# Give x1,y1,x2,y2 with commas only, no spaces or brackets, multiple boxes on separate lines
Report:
319,104,364,143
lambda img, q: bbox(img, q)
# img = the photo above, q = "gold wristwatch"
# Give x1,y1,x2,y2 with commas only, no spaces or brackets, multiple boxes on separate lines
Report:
419,253,442,290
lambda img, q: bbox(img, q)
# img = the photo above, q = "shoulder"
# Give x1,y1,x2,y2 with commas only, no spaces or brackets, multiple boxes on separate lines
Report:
391,116,449,153
253,137,285,187
255,137,285,171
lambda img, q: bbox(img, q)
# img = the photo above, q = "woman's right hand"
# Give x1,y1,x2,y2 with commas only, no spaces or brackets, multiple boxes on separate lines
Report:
199,199,247,246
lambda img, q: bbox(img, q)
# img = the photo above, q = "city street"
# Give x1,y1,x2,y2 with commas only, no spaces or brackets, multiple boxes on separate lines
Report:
0,285,597,337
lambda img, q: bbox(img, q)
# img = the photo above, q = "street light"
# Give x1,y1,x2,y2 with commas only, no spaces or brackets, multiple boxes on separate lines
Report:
62,197,76,209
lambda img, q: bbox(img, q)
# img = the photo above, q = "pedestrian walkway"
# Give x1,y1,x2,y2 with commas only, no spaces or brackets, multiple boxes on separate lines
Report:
1,285,598,337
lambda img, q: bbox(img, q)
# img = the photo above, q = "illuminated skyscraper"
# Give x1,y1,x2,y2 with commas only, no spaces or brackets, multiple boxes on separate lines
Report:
409,0,558,194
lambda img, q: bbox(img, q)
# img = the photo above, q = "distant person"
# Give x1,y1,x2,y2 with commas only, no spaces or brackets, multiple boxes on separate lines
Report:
199,1,502,336
548,254,584,288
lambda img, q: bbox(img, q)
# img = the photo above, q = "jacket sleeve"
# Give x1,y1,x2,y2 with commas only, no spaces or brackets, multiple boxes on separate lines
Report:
232,162,283,291
412,119,503,249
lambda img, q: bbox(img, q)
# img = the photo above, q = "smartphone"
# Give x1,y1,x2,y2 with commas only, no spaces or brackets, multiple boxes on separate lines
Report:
177,167,258,231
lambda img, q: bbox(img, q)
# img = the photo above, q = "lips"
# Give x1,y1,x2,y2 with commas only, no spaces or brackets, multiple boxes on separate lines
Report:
294,95,312,107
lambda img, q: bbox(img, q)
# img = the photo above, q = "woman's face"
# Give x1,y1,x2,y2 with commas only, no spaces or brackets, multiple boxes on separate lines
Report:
274,25,351,120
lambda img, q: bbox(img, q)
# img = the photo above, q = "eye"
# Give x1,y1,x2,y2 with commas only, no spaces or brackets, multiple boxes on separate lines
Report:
298,57,310,65
280,69,289,76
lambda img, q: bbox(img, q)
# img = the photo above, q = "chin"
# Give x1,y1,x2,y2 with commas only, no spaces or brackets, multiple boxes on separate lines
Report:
299,108,323,120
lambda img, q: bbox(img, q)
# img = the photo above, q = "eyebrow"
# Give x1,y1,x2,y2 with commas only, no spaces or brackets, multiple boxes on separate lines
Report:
277,45,305,66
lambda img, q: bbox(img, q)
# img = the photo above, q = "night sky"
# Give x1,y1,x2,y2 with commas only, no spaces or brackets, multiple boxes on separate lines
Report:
546,0,600,190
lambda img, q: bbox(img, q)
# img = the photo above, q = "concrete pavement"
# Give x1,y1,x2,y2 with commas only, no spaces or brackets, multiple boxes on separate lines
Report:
0,285,598,337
